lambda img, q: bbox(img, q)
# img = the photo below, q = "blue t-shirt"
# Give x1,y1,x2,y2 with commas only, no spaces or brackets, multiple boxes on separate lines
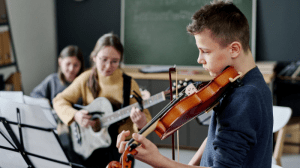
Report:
200,67,273,168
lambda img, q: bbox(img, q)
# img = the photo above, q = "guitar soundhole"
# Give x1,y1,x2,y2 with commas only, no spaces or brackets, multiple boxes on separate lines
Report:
92,118,102,132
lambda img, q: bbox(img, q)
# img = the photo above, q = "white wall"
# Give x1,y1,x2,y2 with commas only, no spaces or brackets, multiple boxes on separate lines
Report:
5,0,56,95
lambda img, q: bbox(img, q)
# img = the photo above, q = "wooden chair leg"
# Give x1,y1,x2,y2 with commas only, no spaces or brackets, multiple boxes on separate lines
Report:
273,126,286,166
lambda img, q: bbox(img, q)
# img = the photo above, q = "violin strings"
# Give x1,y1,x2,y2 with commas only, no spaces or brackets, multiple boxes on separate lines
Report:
127,91,186,146
128,82,192,146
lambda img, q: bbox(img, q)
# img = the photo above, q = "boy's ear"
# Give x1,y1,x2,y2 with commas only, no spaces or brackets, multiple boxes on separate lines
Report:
229,41,242,59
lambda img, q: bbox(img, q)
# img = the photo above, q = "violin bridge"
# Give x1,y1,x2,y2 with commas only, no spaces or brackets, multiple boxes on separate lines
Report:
185,83,197,96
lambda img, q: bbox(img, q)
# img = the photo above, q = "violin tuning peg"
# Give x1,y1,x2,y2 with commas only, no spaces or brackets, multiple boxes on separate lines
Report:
129,143,138,151
177,84,181,88
173,95,176,99
185,78,188,81
172,86,175,90
179,80,183,84
173,82,176,86
183,82,187,86
126,154,135,162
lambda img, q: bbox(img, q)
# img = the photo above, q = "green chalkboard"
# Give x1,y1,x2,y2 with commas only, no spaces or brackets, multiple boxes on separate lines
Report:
121,0,255,66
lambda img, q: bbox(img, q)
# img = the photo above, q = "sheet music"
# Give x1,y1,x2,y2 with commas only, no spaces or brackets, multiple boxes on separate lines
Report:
28,156,71,168
23,95,57,127
23,95,51,109
0,96,71,168
0,124,16,148
0,91,24,103
0,150,28,168
0,125,70,168
9,125,69,165
0,97,54,129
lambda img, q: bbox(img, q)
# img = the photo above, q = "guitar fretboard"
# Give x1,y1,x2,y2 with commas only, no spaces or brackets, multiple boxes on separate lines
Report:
101,92,166,127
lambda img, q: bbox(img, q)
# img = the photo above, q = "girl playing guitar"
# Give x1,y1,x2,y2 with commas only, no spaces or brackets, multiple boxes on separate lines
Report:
53,33,152,168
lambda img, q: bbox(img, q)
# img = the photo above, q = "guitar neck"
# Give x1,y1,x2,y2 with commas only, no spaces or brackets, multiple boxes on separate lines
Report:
101,92,166,127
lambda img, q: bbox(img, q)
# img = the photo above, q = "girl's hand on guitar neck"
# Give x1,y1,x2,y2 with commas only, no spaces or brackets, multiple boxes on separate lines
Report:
130,89,149,130
74,110,96,128
130,107,147,130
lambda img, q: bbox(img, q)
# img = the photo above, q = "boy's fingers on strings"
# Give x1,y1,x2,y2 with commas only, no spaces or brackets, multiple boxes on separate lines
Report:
116,130,130,148
118,141,128,153
132,133,150,149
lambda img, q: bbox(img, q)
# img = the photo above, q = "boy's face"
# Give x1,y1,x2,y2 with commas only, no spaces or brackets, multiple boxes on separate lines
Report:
194,29,232,77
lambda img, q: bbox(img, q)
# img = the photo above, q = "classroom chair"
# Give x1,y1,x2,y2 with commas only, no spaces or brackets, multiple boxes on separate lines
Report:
272,105,292,167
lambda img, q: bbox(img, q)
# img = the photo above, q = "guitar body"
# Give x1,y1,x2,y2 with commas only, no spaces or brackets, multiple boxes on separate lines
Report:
70,97,114,159
69,84,190,160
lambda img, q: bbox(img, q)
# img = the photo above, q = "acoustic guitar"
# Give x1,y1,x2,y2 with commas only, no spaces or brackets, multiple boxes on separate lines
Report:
70,80,192,159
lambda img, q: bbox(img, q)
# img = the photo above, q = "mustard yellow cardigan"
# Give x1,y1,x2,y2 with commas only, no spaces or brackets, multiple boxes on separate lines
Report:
53,68,152,136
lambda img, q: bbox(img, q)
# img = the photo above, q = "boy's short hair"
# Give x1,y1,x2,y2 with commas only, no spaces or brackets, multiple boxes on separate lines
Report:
187,1,250,52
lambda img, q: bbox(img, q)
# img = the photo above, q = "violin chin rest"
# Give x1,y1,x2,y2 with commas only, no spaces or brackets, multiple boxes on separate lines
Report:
229,71,243,83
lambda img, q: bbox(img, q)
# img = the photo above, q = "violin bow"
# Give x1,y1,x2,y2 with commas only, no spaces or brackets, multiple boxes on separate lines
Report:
175,68,180,162
168,65,178,161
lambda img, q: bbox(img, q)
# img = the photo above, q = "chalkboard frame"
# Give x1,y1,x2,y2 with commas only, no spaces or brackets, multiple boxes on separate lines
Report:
121,0,257,67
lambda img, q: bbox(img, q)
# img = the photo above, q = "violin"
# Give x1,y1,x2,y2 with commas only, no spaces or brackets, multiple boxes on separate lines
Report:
107,66,242,168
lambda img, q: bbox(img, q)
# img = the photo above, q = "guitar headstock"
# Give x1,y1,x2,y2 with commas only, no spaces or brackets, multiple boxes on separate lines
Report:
164,79,195,100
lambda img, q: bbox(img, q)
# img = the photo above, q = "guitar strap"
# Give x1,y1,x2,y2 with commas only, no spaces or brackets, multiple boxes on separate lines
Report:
122,73,132,108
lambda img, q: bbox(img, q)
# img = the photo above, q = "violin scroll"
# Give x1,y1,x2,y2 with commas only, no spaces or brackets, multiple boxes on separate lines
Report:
106,161,122,168
106,143,138,168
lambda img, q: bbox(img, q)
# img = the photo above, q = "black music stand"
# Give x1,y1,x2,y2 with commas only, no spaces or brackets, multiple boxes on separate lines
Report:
0,97,85,168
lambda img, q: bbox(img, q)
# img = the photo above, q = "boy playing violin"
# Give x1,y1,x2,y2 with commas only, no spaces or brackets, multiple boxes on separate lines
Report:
116,1,273,168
